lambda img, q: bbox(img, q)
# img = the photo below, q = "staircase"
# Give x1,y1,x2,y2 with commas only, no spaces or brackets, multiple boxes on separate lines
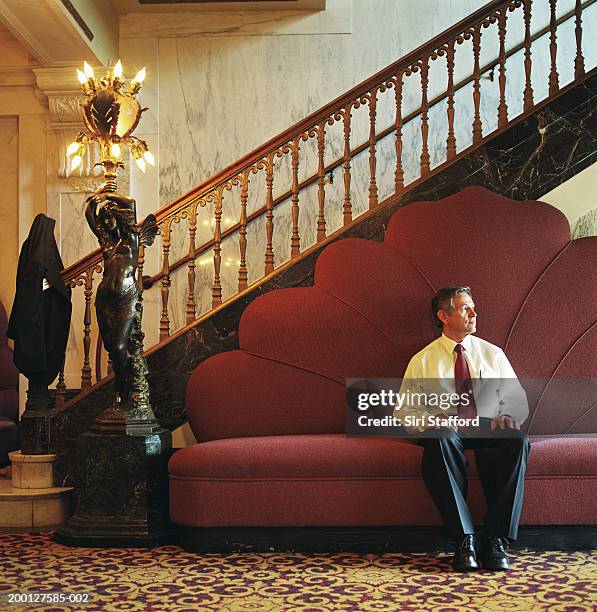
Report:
22,0,596,482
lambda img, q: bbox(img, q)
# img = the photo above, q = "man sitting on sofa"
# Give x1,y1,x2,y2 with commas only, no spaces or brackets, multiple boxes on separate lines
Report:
397,286,530,572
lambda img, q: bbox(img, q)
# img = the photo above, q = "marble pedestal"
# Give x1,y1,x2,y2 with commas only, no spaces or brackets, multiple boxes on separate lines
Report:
9,451,56,488
55,428,175,547
1,451,73,529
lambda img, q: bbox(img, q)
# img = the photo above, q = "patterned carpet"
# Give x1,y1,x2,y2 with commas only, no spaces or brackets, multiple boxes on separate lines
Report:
0,533,595,611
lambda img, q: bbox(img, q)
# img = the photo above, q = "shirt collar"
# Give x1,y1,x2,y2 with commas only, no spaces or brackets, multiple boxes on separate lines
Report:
440,333,474,355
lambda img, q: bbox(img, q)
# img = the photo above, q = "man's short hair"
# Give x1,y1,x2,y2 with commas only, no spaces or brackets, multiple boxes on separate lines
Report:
431,286,472,330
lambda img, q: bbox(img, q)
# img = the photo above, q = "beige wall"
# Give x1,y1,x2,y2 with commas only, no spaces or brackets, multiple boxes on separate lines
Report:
0,116,18,313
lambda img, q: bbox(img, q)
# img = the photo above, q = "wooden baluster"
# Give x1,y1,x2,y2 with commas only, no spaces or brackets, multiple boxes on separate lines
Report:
186,204,197,324
497,7,508,128
574,0,585,79
342,109,353,225
446,43,457,161
394,74,405,190
159,221,172,340
55,364,66,406
238,172,250,289
368,91,378,208
81,269,93,390
549,0,559,96
264,155,275,275
316,122,326,242
212,190,223,308
523,0,534,112
472,25,483,144
290,138,301,255
419,58,431,176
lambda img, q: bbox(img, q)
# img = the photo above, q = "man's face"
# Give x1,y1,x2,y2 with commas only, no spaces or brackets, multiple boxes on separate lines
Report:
439,292,477,339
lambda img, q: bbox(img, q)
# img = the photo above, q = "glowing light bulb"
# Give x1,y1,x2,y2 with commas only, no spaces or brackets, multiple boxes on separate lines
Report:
113,60,123,79
83,61,94,79
132,67,146,83
66,141,79,156
71,155,82,170
76,69,87,84
143,150,155,166
111,143,121,158
136,157,146,173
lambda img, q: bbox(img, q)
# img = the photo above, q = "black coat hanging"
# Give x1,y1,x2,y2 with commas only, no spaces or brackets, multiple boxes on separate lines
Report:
7,214,72,386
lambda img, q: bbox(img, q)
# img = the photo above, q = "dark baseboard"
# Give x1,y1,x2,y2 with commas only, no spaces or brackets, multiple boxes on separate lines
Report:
178,525,597,553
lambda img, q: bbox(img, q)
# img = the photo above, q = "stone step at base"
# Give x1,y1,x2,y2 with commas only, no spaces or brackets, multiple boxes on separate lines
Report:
0,479,73,529
9,451,57,489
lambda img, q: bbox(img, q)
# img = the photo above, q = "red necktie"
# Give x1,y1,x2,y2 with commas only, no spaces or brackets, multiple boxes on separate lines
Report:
454,344,477,418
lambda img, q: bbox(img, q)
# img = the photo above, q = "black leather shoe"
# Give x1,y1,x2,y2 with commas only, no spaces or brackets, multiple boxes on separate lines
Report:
482,536,510,571
452,534,479,572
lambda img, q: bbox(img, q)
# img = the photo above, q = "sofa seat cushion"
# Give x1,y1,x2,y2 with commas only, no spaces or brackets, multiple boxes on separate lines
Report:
170,435,422,479
169,435,597,527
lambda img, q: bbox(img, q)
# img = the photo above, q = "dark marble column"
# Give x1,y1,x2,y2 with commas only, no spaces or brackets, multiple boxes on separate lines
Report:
54,428,174,547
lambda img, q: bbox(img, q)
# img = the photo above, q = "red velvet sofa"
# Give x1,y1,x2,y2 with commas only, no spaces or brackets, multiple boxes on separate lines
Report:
0,299,19,467
170,186,596,532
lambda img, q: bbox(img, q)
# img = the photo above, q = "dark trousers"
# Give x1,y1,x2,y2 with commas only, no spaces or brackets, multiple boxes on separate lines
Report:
419,430,530,540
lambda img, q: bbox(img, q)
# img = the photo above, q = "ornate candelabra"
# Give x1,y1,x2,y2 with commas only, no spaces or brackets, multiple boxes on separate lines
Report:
69,60,159,434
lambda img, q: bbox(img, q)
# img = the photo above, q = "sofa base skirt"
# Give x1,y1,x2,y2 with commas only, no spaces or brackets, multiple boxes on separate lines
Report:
170,476,597,528
177,525,597,553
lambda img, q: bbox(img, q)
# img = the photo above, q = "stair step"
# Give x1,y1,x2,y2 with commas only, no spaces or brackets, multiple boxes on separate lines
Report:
0,479,73,529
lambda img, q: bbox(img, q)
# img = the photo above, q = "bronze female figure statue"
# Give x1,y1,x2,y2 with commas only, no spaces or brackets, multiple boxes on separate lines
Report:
85,180,158,427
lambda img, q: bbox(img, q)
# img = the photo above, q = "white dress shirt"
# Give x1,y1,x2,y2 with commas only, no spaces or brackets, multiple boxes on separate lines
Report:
397,333,529,424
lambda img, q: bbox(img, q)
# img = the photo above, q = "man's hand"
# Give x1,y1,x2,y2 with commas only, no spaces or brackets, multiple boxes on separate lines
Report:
490,415,519,430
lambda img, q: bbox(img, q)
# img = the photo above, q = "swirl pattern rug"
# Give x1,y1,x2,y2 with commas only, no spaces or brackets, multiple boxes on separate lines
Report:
0,533,595,611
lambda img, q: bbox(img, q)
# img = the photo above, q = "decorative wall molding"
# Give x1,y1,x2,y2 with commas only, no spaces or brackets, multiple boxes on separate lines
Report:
60,176,103,193
34,66,104,178
33,66,86,125
48,95,85,125
0,67,36,87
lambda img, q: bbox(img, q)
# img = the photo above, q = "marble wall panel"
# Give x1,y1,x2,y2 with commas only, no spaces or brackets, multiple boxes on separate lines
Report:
573,207,597,238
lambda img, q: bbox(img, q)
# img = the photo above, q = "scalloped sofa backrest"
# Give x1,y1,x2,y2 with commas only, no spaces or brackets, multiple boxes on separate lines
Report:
186,186,597,441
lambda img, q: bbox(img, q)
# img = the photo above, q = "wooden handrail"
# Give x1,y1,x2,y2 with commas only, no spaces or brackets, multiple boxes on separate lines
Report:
61,0,514,283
